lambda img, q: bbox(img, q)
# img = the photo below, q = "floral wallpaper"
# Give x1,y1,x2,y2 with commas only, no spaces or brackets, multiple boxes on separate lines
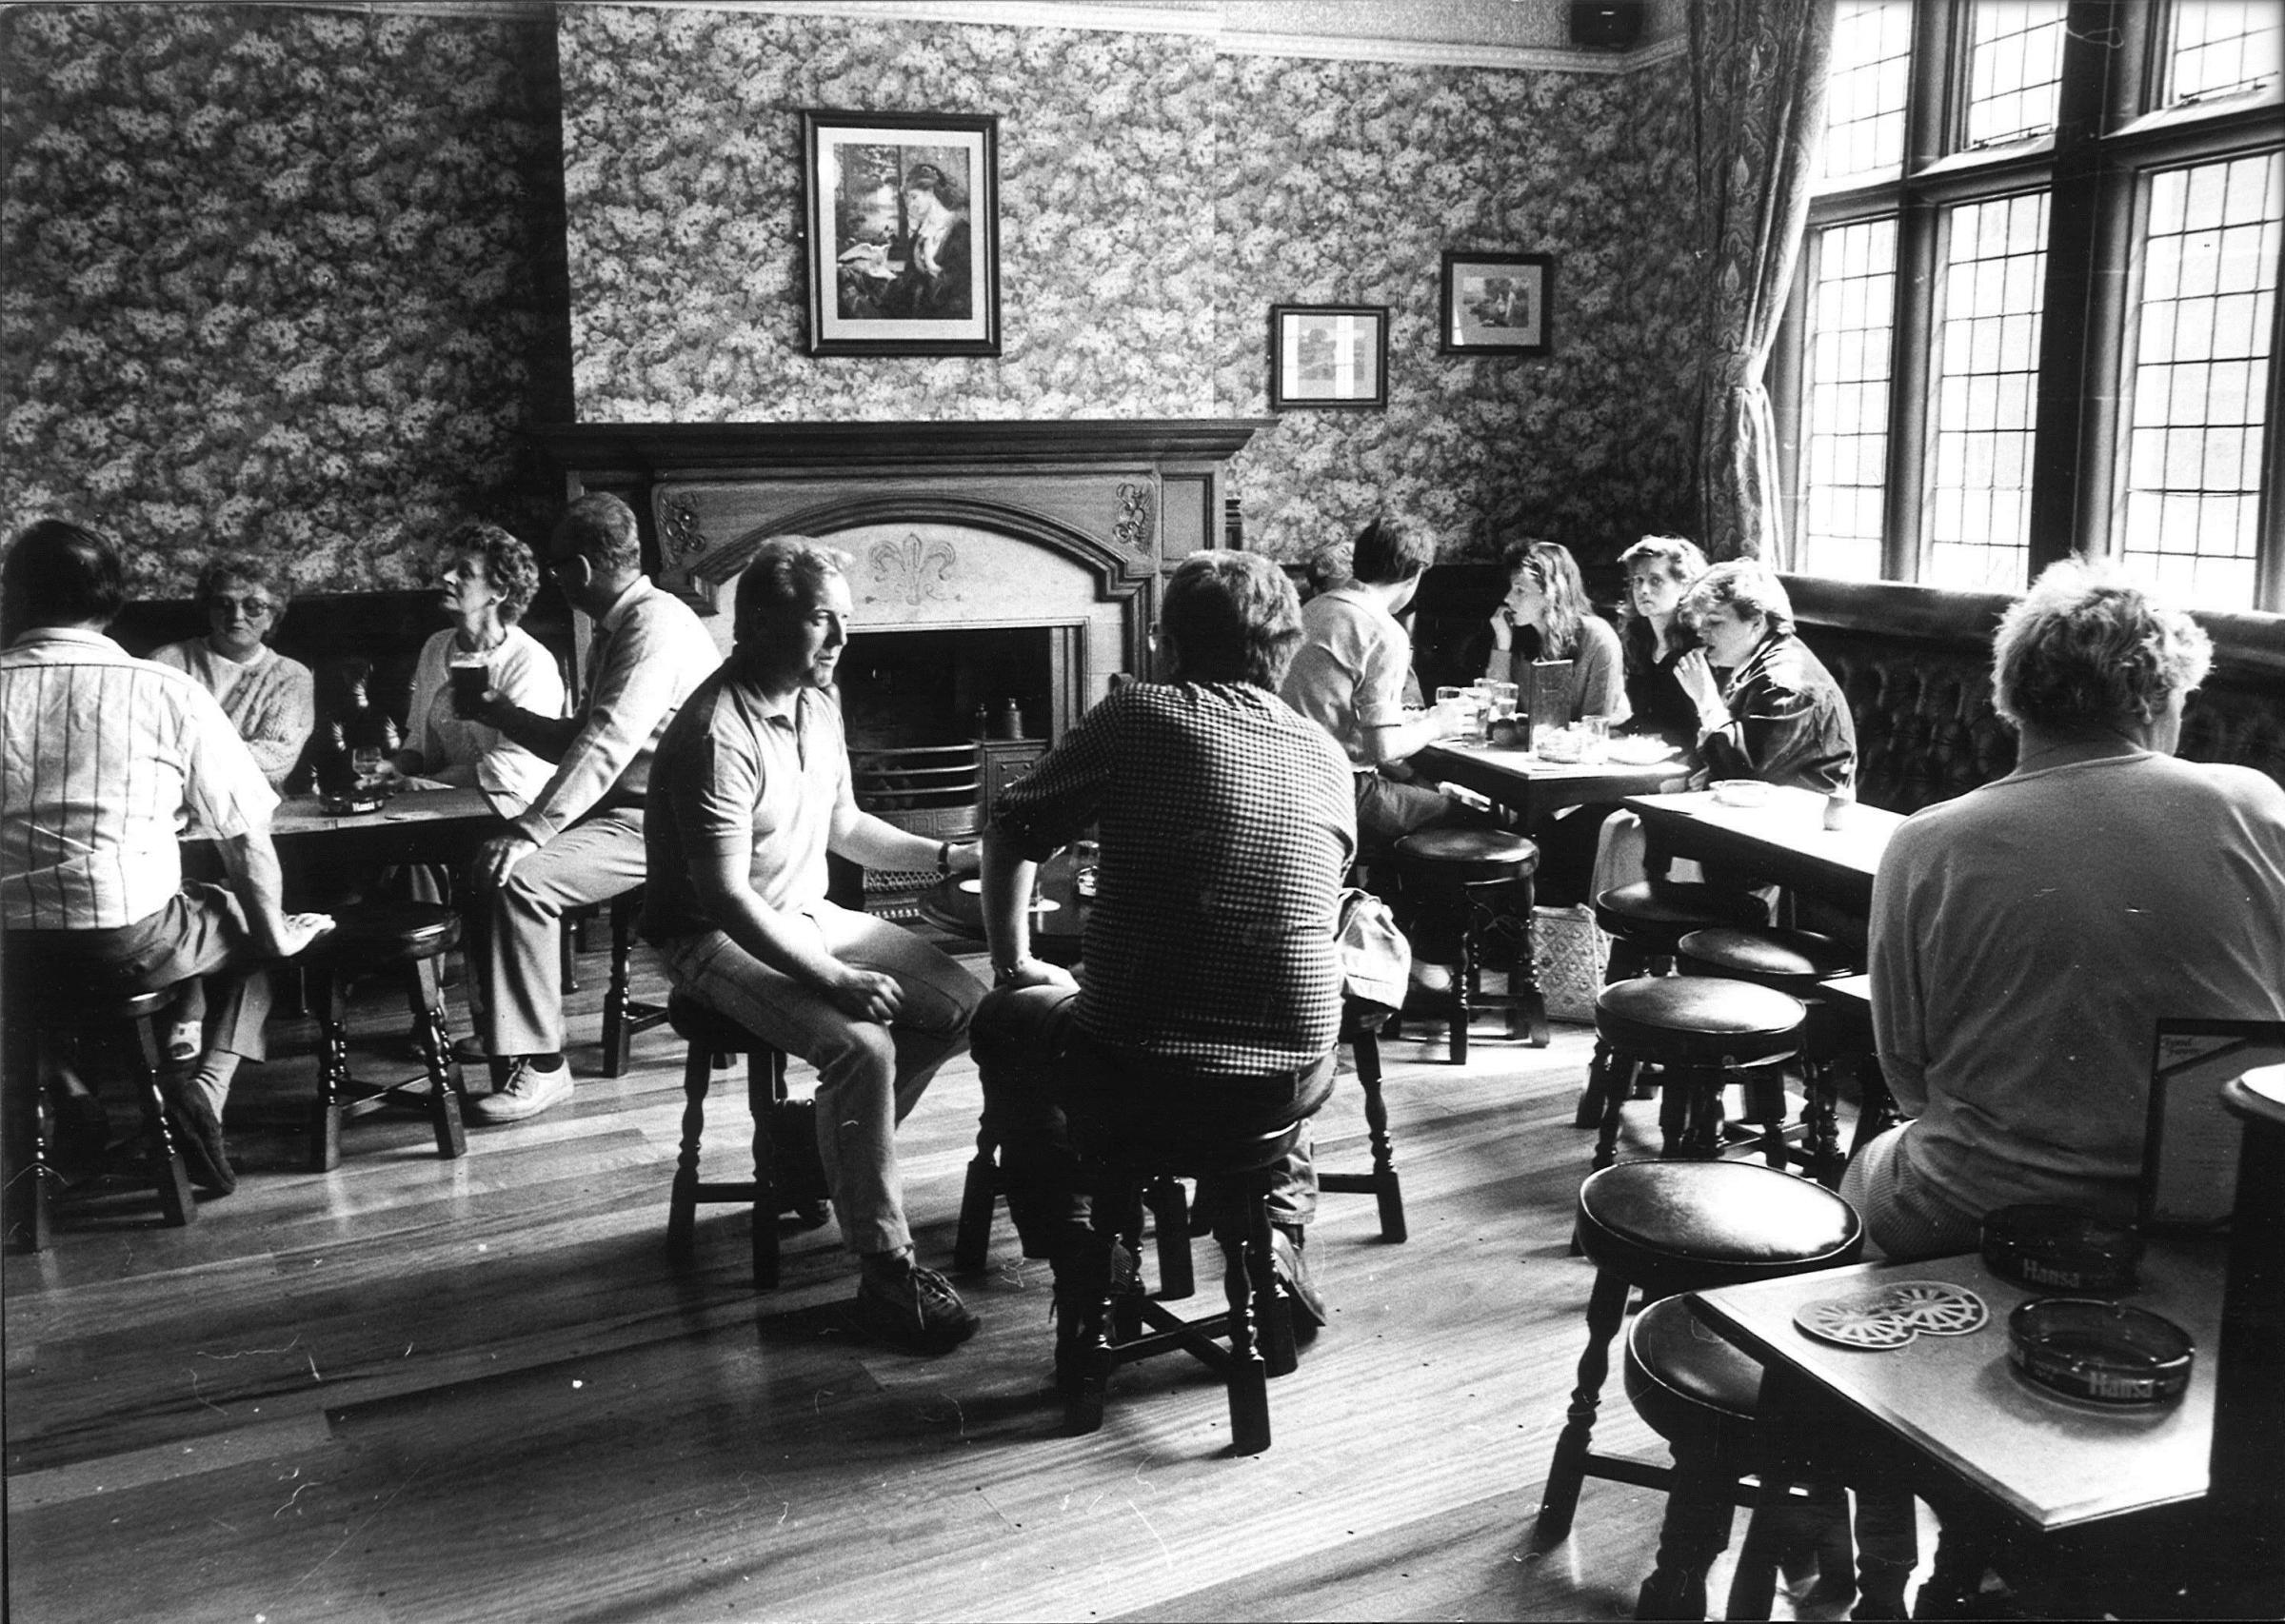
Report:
1216,50,1701,566
558,7,1219,422
0,4,565,595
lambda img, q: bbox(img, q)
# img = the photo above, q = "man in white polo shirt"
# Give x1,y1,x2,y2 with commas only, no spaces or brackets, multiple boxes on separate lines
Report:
642,537,985,1355
1,519,329,1194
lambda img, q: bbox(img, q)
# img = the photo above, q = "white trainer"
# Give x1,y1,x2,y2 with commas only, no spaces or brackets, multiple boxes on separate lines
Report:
469,1060,572,1123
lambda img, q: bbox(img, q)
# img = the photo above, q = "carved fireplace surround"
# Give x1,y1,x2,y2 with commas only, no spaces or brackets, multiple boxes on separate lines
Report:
532,420,1268,743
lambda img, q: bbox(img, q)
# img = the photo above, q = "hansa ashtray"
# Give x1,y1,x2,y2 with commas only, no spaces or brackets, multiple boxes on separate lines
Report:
1980,1203,2141,1294
318,790,387,816
2008,1297,2194,1406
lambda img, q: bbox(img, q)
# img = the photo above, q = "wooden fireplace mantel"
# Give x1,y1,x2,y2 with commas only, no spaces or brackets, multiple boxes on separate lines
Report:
531,419,1269,478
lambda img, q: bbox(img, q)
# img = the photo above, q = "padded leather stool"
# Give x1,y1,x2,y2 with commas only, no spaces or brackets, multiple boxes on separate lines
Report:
601,886,670,1078
299,901,467,1171
1062,1112,1314,1456
1586,977,1807,1171
1677,928,1860,1185
1534,1159,1864,1616
663,991,829,1291
2,968,198,1248
1394,827,1544,1062
1575,882,1773,1129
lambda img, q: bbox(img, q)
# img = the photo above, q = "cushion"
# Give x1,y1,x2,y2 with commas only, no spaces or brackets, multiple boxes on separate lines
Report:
1677,926,1857,990
1623,1292,1764,1444
1578,1159,1863,1296
1396,826,1540,882
1595,975,1805,1065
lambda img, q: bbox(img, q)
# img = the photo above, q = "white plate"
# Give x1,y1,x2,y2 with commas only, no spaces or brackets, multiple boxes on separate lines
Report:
1604,736,1679,766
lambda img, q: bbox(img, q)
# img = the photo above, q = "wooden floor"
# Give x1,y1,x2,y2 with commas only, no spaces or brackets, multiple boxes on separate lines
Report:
4,941,1896,1623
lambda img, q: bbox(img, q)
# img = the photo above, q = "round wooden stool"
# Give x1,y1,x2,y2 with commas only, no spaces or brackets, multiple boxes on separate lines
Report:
1677,927,1862,1184
664,991,828,1291
1592,881,1773,980
1587,977,1807,1170
1394,826,1544,1062
1063,1106,1319,1456
298,901,467,1172
2,969,199,1248
1534,1159,1864,1614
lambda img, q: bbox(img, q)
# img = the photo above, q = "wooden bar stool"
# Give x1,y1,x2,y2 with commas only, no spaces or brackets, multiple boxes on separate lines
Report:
298,901,467,1171
663,991,829,1291
1585,978,1807,1172
1575,881,1771,1128
2,963,197,1248
1315,1000,1406,1242
1676,926,1862,1185
1534,1159,1865,1616
601,886,670,1077
1061,1114,1314,1456
1393,826,1544,1063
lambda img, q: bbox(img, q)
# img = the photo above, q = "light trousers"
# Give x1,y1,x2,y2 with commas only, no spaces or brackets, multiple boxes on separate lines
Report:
660,901,982,1257
471,808,647,1060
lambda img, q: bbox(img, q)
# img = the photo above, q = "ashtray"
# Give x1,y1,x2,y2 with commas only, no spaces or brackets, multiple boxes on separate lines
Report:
1711,779,1772,807
2008,1297,2194,1406
1981,1203,2141,1293
318,791,387,816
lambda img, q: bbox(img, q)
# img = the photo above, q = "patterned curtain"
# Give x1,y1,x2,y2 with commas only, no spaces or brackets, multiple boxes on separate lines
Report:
1690,0,1837,563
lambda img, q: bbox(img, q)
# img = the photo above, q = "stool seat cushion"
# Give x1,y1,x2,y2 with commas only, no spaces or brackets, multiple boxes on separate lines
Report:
1395,827,1541,881
1578,1159,1862,1295
300,901,460,966
1595,976,1806,1064
1622,1294,1763,1448
667,989,770,1053
1594,881,1769,940
1677,926,1856,989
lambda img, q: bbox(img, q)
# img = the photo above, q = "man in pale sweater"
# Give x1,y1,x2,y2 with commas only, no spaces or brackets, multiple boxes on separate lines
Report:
459,493,718,1121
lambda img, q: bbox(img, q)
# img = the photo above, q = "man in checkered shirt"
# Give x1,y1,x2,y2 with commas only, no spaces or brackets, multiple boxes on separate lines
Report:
971,550,1357,1339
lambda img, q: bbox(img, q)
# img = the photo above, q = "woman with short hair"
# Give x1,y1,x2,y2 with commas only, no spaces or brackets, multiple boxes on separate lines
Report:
1613,533,1707,749
387,523,564,815
1848,561,2285,1258
1672,560,1855,791
150,553,315,790
1483,539,1627,724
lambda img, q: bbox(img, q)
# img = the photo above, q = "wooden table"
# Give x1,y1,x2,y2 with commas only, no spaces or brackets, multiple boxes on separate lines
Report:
1690,1240,2225,1614
265,785,507,867
1414,741,1686,822
1622,786,1902,915
913,874,1086,966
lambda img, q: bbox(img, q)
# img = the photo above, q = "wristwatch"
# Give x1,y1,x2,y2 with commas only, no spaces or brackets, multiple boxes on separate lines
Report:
936,841,952,877
992,958,1029,987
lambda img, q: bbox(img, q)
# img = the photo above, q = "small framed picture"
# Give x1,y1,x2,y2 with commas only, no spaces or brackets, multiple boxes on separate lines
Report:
1268,305,1389,409
801,109,1001,357
1441,250,1552,355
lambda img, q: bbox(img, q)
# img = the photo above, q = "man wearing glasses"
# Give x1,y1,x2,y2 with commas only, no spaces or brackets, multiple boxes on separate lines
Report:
458,493,717,1122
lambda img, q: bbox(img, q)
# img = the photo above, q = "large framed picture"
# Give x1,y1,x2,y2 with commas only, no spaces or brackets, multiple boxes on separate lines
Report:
802,109,1001,357
1268,304,1389,409
1441,250,1552,355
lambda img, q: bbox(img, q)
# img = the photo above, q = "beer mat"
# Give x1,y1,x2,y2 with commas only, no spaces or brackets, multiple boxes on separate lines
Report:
1795,1281,1989,1350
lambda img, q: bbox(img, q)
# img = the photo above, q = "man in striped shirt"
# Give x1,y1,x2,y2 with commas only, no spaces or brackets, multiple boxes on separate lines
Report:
1,520,330,1194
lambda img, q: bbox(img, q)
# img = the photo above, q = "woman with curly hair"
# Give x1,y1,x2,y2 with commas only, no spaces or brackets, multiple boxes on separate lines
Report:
150,552,315,790
1613,533,1708,749
1848,561,2285,1259
387,523,565,815
1482,539,1627,724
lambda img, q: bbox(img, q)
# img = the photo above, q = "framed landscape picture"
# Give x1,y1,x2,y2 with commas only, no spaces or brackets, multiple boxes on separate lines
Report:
1441,250,1552,355
802,109,1001,357
1269,305,1389,409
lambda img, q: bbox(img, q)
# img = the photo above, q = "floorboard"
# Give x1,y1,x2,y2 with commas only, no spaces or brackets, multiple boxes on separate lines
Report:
5,940,1910,1622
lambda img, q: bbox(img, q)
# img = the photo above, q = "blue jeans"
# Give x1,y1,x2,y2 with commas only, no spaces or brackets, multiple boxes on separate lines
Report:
659,901,982,1257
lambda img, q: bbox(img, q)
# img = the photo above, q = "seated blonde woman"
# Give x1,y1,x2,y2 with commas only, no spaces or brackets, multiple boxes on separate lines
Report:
385,523,564,816
1483,539,1627,724
150,553,315,791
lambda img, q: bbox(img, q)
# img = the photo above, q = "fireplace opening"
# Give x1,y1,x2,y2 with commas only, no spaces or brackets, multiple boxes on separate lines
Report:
840,624,1057,748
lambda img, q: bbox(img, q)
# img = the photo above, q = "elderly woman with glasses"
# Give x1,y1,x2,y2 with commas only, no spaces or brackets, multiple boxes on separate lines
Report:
1482,539,1627,724
1848,562,2285,1259
150,553,315,790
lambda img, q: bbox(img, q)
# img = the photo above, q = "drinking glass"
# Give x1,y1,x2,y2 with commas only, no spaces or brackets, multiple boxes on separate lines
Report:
350,745,384,790
1435,684,1484,740
1580,715,1611,762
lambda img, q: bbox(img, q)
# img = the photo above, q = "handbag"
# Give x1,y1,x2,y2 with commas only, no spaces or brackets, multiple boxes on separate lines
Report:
1337,886,1411,1016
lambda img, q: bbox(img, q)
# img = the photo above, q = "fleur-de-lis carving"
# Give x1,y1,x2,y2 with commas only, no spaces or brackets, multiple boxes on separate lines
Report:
869,532,958,606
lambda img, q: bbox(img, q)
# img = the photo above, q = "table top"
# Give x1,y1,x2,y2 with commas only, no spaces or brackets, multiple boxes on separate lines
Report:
1689,1240,2223,1533
268,784,506,838
1415,740,1687,816
913,875,1086,965
1623,786,1902,909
